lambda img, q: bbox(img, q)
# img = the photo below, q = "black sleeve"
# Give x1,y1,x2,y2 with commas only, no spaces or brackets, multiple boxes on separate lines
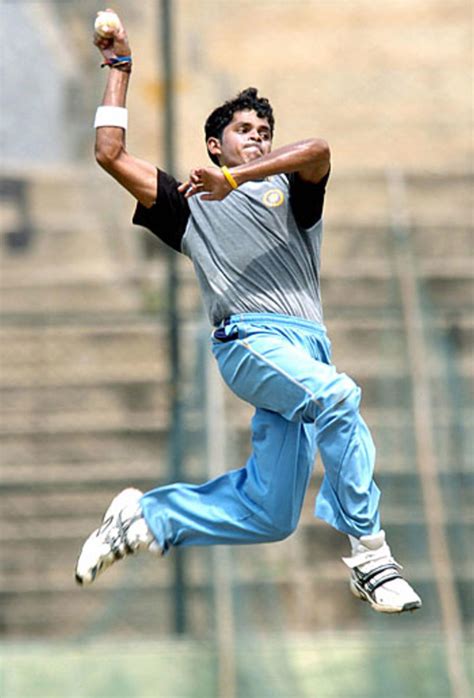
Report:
288,169,330,230
132,169,190,252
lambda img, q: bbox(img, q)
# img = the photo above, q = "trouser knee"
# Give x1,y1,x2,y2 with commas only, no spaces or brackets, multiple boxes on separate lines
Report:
261,521,297,543
249,505,299,543
303,372,361,423
333,375,361,415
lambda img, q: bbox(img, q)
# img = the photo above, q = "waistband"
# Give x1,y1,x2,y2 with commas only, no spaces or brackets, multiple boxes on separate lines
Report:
221,312,327,335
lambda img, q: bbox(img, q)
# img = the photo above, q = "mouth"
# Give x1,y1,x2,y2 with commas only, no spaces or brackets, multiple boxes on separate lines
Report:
242,145,263,161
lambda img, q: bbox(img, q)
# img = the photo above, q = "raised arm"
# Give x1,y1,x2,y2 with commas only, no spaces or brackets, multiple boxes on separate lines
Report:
93,10,157,208
180,138,330,201
232,138,330,186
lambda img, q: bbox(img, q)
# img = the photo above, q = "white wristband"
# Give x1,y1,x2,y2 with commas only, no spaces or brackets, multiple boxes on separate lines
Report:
94,106,128,129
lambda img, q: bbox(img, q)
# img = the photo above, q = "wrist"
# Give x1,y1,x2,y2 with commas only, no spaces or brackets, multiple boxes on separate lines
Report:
221,166,239,190
101,67,130,107
101,55,133,73
226,166,250,187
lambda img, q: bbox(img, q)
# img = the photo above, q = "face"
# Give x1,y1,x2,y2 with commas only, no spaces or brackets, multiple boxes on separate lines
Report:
208,109,272,167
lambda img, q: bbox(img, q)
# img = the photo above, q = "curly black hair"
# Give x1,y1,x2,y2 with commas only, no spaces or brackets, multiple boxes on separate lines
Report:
204,87,275,164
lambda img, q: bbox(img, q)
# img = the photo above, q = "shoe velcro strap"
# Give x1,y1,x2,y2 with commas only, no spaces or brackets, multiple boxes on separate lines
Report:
364,571,404,594
356,562,402,586
342,548,393,569
356,564,403,594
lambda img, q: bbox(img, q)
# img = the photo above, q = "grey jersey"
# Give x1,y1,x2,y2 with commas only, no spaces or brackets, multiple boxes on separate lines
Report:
133,170,329,326
183,175,323,325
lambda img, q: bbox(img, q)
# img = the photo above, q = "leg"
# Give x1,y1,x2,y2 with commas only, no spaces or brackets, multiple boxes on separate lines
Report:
213,324,380,537
76,409,316,584
313,384,381,537
141,408,317,552
211,321,421,613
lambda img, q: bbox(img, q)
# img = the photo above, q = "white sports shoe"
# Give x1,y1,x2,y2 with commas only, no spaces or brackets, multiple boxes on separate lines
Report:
75,488,160,586
342,530,422,613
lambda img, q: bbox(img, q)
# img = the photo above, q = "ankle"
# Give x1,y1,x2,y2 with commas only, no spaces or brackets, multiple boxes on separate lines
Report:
348,530,386,554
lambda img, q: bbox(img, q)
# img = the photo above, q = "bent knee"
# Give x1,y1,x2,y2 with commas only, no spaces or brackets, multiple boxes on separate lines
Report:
263,521,297,543
302,372,360,422
322,373,361,413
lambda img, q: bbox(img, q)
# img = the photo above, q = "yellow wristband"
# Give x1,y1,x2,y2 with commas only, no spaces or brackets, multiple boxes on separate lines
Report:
221,166,238,190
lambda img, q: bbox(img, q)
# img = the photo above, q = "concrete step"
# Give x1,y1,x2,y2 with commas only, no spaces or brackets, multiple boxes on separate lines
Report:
0,278,145,316
326,173,473,228
0,428,169,469
0,409,169,436
0,364,166,388
403,173,473,227
1,223,118,270
411,225,473,259
0,384,168,428
321,274,473,313
322,224,474,280
0,461,165,487
0,323,166,386
1,168,136,277
0,320,209,386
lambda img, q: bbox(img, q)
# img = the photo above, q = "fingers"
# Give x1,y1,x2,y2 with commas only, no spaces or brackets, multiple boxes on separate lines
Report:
177,167,232,201
177,169,205,198
185,184,204,199
94,35,112,50
177,180,203,199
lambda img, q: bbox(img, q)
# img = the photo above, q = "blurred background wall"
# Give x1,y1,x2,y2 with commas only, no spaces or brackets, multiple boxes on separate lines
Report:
0,1,472,697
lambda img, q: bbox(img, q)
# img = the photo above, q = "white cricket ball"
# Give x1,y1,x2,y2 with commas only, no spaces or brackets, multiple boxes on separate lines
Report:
94,11,121,38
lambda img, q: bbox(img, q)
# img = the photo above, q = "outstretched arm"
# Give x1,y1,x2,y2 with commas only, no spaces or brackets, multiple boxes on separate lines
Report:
179,138,330,201
93,10,157,208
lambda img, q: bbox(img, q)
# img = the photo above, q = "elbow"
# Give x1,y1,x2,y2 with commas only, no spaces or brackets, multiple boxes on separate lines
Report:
308,138,330,166
295,138,330,183
95,141,125,172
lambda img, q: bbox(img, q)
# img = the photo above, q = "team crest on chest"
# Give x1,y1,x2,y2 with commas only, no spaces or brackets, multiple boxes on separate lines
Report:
262,188,285,208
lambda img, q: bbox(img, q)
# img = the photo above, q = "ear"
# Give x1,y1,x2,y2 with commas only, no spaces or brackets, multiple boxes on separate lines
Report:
207,137,222,159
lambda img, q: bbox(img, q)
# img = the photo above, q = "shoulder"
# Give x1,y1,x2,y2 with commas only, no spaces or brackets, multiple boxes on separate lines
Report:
287,169,330,230
132,169,190,252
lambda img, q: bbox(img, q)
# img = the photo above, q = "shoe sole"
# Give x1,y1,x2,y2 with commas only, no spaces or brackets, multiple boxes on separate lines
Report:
75,488,143,586
350,579,422,614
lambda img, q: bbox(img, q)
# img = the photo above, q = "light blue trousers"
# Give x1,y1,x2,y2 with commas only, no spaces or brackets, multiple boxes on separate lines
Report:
141,313,381,553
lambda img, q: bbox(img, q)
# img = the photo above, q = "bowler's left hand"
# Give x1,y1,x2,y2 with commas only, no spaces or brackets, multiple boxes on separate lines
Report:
178,168,233,201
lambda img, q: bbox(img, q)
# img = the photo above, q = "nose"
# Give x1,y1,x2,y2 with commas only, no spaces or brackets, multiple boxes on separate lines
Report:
249,128,262,142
